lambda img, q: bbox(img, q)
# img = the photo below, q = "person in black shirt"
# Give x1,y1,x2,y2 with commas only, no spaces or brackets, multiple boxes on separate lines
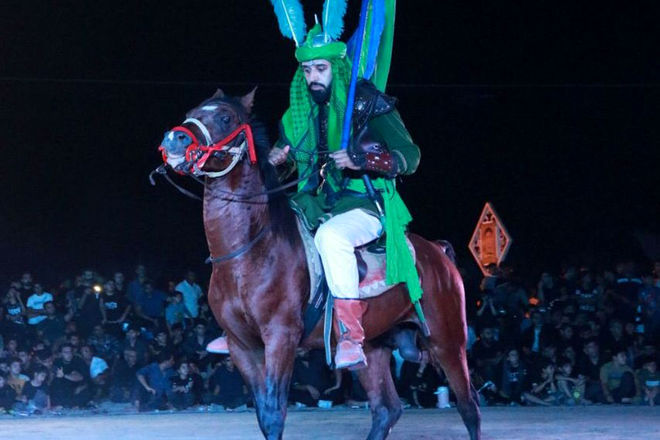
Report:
208,356,249,409
109,348,140,403
289,348,337,407
0,375,17,412
17,366,50,413
575,339,606,403
50,344,91,408
100,280,131,339
169,361,195,410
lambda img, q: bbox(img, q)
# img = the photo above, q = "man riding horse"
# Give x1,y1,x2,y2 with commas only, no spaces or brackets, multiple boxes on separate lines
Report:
209,21,421,370
271,23,421,369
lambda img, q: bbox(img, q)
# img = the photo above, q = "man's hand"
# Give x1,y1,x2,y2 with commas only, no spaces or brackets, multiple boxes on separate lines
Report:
330,150,360,170
268,145,290,166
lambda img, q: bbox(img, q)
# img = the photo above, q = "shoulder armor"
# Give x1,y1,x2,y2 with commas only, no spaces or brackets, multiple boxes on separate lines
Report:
353,80,397,132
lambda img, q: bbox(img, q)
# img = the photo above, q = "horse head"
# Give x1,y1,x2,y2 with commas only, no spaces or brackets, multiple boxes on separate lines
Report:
159,88,257,177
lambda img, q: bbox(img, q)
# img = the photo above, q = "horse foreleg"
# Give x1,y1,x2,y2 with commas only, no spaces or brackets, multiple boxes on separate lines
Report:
356,345,403,440
249,329,299,440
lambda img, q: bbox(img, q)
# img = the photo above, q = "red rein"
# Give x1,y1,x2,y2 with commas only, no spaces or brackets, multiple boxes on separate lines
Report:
159,123,257,175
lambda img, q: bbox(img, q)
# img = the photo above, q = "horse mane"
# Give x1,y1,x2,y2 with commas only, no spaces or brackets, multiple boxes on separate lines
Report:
250,116,299,245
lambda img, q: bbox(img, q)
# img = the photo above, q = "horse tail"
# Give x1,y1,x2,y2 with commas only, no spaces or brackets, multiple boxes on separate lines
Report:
432,239,457,265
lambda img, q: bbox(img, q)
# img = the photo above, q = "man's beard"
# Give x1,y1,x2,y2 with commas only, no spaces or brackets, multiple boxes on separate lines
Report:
308,81,331,104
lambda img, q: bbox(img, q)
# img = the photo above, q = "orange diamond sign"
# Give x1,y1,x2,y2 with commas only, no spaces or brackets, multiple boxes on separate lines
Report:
469,202,512,276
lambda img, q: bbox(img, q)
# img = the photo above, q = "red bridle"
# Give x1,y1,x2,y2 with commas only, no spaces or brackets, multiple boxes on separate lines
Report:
159,122,257,175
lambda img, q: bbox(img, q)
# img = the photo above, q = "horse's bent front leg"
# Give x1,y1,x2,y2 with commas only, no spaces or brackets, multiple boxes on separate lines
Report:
252,327,301,440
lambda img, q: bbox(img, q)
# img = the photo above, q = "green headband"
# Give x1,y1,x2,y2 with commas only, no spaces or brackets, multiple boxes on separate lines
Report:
294,23,346,62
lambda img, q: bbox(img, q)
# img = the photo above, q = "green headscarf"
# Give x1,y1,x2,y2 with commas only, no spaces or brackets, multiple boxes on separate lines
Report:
281,24,351,191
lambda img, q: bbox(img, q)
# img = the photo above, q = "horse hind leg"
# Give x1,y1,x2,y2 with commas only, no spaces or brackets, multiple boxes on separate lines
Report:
356,345,403,440
428,343,481,440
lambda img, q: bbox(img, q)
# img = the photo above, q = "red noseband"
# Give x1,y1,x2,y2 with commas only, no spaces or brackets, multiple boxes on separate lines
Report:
159,123,257,175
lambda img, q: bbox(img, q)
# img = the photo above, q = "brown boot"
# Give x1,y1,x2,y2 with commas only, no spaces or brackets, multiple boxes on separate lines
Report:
333,299,368,370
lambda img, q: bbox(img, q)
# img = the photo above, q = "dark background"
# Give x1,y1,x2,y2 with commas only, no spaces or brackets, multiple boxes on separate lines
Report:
1,1,658,286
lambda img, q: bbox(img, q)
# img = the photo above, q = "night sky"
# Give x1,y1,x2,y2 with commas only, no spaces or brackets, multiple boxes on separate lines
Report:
1,1,658,286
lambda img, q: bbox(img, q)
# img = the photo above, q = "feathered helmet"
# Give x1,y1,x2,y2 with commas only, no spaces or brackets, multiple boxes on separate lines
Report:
269,0,348,62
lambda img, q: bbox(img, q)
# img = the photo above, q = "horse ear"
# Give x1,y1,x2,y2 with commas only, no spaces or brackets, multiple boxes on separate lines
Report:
240,86,257,114
212,88,225,99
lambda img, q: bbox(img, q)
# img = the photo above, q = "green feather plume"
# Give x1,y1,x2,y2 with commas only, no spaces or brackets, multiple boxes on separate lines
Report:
270,0,306,46
322,0,347,42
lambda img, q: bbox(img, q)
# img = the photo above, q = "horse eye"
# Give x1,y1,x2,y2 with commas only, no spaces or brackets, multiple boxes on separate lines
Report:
222,116,231,124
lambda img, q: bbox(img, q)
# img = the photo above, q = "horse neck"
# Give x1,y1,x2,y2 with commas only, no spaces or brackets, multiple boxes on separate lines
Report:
202,163,269,258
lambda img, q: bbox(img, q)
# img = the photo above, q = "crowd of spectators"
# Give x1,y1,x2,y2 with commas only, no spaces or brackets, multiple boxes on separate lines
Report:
0,259,658,415
0,266,250,414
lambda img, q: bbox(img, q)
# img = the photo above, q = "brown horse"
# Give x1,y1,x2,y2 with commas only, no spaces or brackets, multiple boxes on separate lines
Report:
158,88,481,440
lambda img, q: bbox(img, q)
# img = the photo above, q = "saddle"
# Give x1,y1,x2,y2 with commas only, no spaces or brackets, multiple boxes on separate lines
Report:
296,215,417,304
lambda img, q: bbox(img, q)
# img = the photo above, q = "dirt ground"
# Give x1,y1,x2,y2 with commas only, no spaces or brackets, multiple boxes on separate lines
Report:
0,406,658,440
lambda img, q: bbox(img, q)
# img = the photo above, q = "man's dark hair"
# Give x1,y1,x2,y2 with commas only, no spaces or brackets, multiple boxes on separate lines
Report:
157,351,173,364
32,366,49,377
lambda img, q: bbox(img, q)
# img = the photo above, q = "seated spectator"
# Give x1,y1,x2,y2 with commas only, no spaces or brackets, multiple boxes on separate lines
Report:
6,358,29,398
88,324,121,361
18,272,34,303
169,361,195,410
26,284,53,326
537,271,560,307
100,280,132,338
175,271,203,321
557,324,578,354
289,348,337,408
636,356,659,406
499,348,527,404
556,357,587,405
76,285,104,337
80,345,110,402
169,323,185,352
113,272,126,297
183,320,213,371
165,291,188,330
471,326,503,384
208,356,250,409
574,272,600,314
37,301,67,346
399,352,442,408
149,328,174,359
122,324,149,366
0,375,17,412
135,351,175,411
109,349,140,403
16,349,34,378
600,348,639,404
600,320,629,361
133,281,168,328
50,344,91,408
521,311,550,359
16,366,50,414
523,361,562,406
127,265,147,305
3,285,27,337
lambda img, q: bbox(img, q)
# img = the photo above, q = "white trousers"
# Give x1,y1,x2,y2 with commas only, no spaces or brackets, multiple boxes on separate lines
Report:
314,209,383,299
